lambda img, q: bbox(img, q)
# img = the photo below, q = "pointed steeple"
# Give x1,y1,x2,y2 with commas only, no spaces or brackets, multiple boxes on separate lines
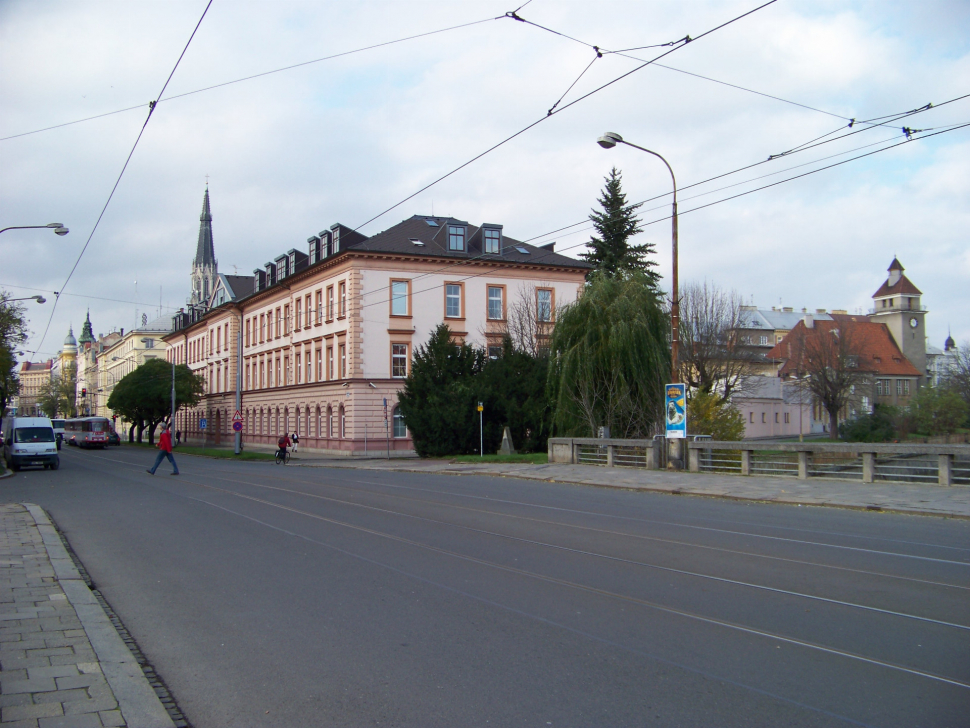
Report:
78,310,95,345
194,187,216,268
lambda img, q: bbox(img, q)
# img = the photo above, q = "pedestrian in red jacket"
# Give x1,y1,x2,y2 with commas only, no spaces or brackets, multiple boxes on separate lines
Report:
147,423,180,475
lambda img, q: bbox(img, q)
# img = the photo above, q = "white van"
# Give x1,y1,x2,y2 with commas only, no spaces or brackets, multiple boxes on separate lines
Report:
2,416,60,471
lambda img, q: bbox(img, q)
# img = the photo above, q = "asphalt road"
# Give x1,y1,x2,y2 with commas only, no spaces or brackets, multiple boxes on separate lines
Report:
2,445,968,727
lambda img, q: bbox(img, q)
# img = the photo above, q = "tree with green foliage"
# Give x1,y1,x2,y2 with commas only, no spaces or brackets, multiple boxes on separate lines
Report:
687,391,745,441
0,291,30,419
581,167,660,288
38,363,78,418
548,271,669,438
839,404,898,442
397,324,495,457
479,337,550,453
107,359,204,444
909,386,969,436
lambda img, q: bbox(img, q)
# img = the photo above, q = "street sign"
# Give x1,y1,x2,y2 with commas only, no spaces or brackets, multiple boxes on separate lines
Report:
232,410,243,422
232,421,243,432
199,418,207,430
383,397,388,421
664,384,686,439
477,403,483,412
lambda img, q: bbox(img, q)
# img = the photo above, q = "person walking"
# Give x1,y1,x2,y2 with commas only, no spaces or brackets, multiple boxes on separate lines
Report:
291,431,299,454
175,429,181,447
147,423,180,476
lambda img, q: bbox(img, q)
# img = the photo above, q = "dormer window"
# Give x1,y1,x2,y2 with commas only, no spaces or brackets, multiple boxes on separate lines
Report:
484,228,501,254
448,225,465,252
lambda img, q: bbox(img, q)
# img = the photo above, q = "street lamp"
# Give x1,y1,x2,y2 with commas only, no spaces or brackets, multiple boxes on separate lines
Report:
597,132,680,384
0,223,69,237
7,295,46,304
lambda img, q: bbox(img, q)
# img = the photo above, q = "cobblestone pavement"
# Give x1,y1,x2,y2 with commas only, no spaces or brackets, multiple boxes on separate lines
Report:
299,458,970,519
0,504,174,728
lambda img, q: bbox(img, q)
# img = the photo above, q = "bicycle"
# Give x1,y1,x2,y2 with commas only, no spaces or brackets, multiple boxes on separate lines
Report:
275,449,291,465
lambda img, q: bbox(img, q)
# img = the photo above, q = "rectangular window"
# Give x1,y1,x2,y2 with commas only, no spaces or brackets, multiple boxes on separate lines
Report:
392,344,408,378
903,380,910,396
327,286,334,320
276,308,282,338
315,348,322,381
284,305,290,335
216,328,221,352
876,380,883,396
774,412,779,423
749,412,754,423
759,335,769,346
268,314,273,340
390,280,410,316
260,314,265,343
484,228,501,254
305,295,312,328
245,362,251,390
448,225,465,251
295,300,302,329
295,353,302,384
339,282,347,318
784,412,790,424
445,284,462,318
487,286,504,320
339,343,347,378
315,291,323,324
260,360,265,388
245,318,251,348
896,379,903,396
224,323,229,351
761,412,766,423
488,345,502,360
327,346,334,380
537,288,553,322
276,357,282,387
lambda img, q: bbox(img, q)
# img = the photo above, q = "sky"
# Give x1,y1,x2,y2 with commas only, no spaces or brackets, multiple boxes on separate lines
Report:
1,0,968,362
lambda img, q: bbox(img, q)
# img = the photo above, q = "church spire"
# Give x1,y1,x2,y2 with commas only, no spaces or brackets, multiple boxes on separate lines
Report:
194,187,215,268
190,186,218,307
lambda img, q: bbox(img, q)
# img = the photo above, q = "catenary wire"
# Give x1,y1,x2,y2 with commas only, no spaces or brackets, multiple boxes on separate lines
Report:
0,14,503,143
0,282,181,311
28,1,214,358
348,0,780,234
349,121,968,315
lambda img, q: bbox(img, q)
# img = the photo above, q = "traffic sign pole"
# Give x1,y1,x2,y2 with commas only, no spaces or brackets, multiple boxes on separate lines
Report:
478,402,483,457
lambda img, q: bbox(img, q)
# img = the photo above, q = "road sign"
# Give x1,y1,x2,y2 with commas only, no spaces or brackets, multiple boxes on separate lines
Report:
383,397,388,421
199,418,207,430
232,421,243,432
477,403,483,412
232,410,243,422
664,384,686,439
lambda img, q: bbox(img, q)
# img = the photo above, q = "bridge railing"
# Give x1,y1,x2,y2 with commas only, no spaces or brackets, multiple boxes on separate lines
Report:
546,438,970,486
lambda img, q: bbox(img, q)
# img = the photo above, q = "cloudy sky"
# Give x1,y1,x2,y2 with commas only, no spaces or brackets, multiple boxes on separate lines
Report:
2,0,968,361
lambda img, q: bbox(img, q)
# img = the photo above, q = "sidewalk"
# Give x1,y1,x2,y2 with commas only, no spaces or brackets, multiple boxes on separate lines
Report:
300,458,970,519
0,504,175,728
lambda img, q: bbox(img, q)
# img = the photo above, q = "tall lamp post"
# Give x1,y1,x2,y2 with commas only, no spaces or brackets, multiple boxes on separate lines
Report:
0,223,69,236
7,295,47,304
597,132,680,384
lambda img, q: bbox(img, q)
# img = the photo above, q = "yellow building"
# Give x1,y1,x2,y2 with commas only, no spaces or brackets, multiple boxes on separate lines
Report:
97,316,172,428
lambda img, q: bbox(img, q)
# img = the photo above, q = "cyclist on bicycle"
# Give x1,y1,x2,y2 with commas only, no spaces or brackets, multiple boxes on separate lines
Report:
277,433,291,461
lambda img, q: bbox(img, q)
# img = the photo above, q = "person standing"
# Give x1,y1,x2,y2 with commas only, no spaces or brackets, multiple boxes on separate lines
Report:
291,431,299,454
147,424,180,476
175,429,181,447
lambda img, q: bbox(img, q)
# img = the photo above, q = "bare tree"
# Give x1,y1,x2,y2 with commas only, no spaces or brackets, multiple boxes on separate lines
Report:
780,317,868,440
678,281,757,402
487,282,556,358
941,341,970,409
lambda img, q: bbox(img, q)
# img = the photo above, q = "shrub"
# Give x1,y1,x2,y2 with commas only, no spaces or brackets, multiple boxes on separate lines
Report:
687,391,744,441
839,404,897,442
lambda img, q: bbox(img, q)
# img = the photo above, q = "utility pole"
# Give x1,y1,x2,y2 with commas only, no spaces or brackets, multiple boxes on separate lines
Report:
478,401,484,457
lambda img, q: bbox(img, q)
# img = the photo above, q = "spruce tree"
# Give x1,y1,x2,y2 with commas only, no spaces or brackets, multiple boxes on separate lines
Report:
581,167,661,289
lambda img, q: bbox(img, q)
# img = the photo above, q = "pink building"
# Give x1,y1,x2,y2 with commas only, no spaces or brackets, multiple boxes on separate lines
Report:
164,214,589,454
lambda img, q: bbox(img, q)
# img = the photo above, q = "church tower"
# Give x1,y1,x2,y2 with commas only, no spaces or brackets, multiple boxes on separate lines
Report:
870,257,927,385
190,187,218,307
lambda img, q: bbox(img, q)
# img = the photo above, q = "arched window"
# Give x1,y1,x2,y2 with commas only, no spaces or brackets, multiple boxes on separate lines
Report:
338,405,346,439
275,407,280,434
327,406,333,438
294,407,300,435
283,407,289,434
393,405,407,438
305,407,310,437
315,406,321,437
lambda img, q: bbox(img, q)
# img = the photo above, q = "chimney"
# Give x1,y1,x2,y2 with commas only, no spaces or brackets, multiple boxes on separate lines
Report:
803,315,814,329
783,307,793,313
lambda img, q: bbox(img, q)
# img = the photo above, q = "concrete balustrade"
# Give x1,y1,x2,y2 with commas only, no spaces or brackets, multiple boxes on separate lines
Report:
547,437,970,487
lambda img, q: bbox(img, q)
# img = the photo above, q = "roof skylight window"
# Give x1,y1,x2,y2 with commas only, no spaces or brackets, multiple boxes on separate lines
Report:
515,246,529,254
425,219,439,226
409,238,425,246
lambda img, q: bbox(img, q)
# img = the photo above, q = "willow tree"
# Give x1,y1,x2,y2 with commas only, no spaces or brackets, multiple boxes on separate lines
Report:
548,272,669,438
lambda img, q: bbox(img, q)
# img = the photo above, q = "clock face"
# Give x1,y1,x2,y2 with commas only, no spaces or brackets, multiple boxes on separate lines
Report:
909,317,919,328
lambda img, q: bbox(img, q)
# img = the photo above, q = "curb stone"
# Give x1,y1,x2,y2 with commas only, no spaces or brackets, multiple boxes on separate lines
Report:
23,504,176,728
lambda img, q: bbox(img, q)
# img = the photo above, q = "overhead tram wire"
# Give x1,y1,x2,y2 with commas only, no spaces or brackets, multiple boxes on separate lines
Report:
29,0,214,357
0,282,181,311
350,121,969,316
349,0,780,234
0,13,503,143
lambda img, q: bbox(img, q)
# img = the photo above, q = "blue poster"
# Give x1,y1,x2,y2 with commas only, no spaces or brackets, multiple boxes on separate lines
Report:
665,384,686,439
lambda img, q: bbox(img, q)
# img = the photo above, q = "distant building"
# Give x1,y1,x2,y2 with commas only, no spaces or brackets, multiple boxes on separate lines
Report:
98,315,173,425
868,257,927,385
12,360,52,416
189,187,218,308
736,306,834,375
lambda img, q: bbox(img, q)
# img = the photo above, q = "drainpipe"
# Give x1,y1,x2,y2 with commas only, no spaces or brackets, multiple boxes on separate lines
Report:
233,307,243,455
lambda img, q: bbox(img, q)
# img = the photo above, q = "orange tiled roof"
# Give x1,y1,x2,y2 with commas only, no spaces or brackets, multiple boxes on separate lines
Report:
769,316,921,377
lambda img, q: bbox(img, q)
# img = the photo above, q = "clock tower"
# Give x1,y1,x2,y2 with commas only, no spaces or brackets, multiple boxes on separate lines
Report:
869,257,926,385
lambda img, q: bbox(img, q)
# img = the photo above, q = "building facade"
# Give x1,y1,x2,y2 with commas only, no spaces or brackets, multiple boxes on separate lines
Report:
166,214,590,453
12,361,52,416
96,317,172,426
